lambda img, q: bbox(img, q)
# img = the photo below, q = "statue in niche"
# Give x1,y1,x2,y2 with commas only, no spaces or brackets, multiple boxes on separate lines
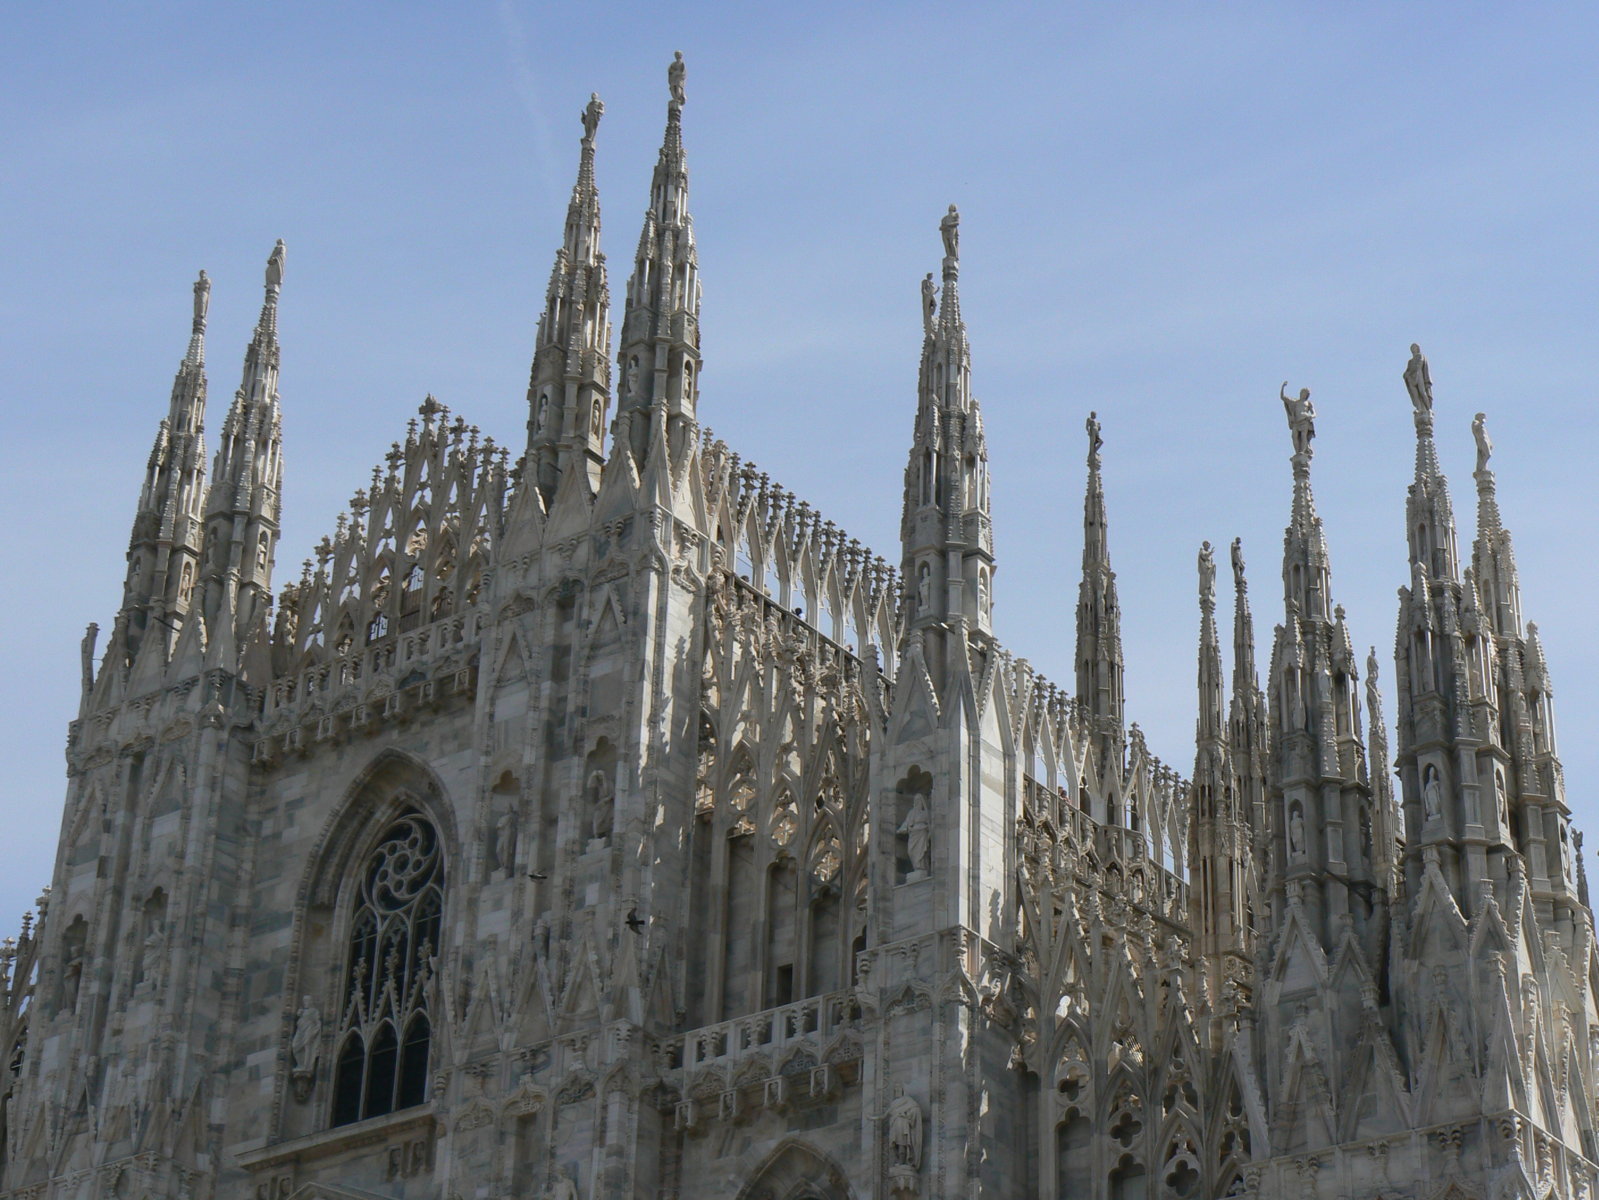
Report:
290,997,321,1101
1288,804,1306,860
1496,768,1510,830
1280,383,1315,456
587,769,613,840
61,956,83,1014
535,393,549,434
916,563,931,615
1473,411,1493,475
921,273,936,334
1423,764,1443,824
623,356,640,400
1404,343,1433,414
548,1166,580,1200
494,809,517,874
591,399,603,439
939,205,959,260
886,1085,924,1175
976,569,989,618
141,913,167,990
898,792,931,875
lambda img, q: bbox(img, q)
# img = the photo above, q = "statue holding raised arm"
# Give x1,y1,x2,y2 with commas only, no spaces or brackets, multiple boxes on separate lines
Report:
1404,343,1433,414
1281,382,1315,456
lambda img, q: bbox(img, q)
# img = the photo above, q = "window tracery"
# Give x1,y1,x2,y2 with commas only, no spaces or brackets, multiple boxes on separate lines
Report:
331,812,443,1127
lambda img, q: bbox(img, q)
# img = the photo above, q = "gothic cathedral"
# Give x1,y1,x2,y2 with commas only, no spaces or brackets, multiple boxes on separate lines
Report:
2,56,1596,1200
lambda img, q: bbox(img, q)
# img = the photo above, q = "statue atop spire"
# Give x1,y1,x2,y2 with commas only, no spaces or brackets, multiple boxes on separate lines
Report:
266,239,285,291
668,50,686,108
1404,342,1432,416
939,205,959,261
1280,381,1315,458
185,270,211,366
921,272,935,335
1473,410,1493,475
1199,540,1217,613
1086,410,1103,465
582,92,603,141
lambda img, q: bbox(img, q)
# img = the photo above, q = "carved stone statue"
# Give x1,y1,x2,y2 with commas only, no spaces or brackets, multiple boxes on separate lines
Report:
1289,805,1306,860
581,93,603,141
916,563,931,615
265,239,286,290
494,809,517,873
898,792,931,875
1230,538,1245,587
1086,410,1103,461
193,270,210,325
1280,383,1315,456
667,51,686,107
1423,764,1443,823
587,769,613,840
548,1166,580,1200
921,273,936,334
141,916,166,989
886,1085,924,1171
1404,343,1433,414
939,205,959,260
291,996,321,1101
1473,411,1493,475
1198,541,1216,606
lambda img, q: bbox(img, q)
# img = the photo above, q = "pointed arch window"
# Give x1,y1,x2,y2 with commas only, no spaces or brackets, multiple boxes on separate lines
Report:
331,812,443,1127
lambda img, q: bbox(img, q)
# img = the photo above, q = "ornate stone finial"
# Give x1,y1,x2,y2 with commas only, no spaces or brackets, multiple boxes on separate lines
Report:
265,239,286,291
668,50,686,107
1473,411,1493,475
939,204,960,261
1198,541,1216,611
1280,382,1315,457
1086,411,1103,463
1404,342,1433,415
582,92,603,141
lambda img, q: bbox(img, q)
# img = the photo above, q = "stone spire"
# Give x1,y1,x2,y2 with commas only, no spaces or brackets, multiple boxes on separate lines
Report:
615,51,700,472
527,93,612,506
899,204,995,674
1189,541,1252,1039
201,240,286,666
1265,381,1373,955
116,270,212,666
1402,344,1461,584
1228,538,1269,881
1074,411,1124,746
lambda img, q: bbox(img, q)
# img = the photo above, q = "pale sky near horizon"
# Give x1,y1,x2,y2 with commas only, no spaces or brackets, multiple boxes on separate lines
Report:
3,5,1598,928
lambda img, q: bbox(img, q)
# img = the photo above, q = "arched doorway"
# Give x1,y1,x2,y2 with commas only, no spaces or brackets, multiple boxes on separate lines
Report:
734,1139,855,1200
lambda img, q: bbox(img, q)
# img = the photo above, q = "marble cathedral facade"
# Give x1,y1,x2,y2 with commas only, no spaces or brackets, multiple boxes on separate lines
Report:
2,56,1597,1200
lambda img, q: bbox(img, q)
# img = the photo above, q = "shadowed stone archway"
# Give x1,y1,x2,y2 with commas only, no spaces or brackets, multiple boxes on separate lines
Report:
734,1138,856,1200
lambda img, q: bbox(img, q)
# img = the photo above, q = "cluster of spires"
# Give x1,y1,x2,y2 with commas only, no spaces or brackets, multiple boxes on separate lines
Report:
105,55,1575,960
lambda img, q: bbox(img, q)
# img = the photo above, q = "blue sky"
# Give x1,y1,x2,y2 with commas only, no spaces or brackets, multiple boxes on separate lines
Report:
4,4,1598,927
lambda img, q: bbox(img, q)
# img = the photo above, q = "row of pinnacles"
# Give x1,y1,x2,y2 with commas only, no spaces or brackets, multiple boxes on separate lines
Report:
1,49,1596,1200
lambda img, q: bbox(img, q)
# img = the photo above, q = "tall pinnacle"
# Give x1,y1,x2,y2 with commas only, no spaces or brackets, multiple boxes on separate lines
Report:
616,52,701,470
1197,541,1225,744
1075,411,1124,736
899,206,994,652
1403,343,1460,584
1470,410,1522,640
1230,538,1257,694
527,92,612,504
202,241,286,662
1279,381,1332,622
116,270,214,665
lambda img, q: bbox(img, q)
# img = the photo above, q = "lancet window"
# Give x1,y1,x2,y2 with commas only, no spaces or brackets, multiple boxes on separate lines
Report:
331,812,443,1127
